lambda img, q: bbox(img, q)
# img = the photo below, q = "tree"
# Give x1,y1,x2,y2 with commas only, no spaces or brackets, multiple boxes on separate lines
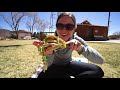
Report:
32,32,36,37
35,17,49,40
25,12,49,35
113,32,120,35
0,12,28,38
36,32,40,39
35,18,49,32
26,12,39,34
113,32,120,39
108,32,120,39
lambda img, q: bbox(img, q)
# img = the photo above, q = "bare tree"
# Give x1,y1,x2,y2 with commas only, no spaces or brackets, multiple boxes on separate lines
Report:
0,12,27,31
26,12,49,34
35,18,49,32
113,32,120,39
35,18,49,40
26,12,39,33
0,12,28,38
109,31,120,39
113,32,120,36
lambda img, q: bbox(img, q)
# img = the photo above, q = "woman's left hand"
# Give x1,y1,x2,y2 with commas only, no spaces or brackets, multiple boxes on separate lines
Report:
66,39,83,51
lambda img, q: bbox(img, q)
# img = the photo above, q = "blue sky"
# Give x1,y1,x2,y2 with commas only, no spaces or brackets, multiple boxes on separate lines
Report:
0,12,120,35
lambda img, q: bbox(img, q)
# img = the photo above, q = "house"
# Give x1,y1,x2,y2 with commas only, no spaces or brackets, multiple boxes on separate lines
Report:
0,29,12,39
75,20,108,41
0,29,32,40
17,30,32,40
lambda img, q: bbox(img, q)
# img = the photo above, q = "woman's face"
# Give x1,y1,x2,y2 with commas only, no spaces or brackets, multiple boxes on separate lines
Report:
56,16,75,41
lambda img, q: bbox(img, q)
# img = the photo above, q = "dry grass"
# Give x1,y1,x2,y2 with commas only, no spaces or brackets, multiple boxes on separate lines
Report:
0,40,120,78
0,40,42,78
89,42,120,78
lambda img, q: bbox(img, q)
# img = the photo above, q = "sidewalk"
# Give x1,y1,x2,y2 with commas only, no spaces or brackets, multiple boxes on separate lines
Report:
87,40,120,43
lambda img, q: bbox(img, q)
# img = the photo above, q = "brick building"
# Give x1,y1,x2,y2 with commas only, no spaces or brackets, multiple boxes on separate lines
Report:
75,20,108,41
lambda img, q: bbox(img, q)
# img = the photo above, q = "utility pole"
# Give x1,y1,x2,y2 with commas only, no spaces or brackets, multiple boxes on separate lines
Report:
49,12,53,33
49,12,62,34
49,12,57,34
108,12,111,31
57,12,61,17
107,12,110,35
107,12,111,38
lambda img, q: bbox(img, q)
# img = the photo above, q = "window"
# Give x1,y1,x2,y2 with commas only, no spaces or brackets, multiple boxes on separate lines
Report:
95,30,98,33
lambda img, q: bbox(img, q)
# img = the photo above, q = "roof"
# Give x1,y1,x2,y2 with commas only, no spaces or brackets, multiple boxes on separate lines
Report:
17,30,32,34
77,20,108,27
80,20,92,25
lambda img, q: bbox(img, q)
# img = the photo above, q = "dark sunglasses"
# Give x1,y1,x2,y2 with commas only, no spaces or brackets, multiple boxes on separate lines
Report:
56,23,75,31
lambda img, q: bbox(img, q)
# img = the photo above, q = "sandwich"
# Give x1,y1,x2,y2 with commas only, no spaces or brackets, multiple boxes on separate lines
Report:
37,35,66,72
38,35,66,55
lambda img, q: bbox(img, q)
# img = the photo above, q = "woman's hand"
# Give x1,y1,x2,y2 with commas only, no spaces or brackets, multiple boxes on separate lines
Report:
33,40,44,47
66,39,83,51
33,41,54,55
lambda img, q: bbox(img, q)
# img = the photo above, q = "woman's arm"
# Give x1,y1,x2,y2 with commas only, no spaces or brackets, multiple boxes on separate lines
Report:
74,35,104,64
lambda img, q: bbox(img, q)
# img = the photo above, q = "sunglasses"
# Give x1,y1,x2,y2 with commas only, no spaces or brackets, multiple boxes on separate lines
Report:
56,23,75,31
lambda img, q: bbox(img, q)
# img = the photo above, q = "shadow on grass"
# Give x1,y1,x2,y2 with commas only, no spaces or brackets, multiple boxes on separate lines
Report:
0,45,22,47
0,44,33,48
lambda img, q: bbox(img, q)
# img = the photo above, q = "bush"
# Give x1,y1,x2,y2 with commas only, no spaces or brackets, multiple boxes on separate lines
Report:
11,34,17,39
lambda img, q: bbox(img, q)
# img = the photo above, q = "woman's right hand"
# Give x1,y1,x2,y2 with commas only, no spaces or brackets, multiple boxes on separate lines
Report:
33,40,44,47
33,41,54,55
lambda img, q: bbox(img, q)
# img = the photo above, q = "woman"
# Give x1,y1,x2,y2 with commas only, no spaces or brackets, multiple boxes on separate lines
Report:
33,12,104,78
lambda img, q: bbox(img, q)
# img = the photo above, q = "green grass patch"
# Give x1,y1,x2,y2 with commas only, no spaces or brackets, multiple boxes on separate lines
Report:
0,40,120,78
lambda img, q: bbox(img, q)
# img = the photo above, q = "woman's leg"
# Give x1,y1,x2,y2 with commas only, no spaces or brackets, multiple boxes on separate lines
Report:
38,61,104,78
67,61,104,78
38,64,70,78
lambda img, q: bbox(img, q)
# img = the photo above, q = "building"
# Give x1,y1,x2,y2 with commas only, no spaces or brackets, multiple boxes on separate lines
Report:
17,30,32,40
75,20,108,41
0,29,12,39
0,29,32,40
